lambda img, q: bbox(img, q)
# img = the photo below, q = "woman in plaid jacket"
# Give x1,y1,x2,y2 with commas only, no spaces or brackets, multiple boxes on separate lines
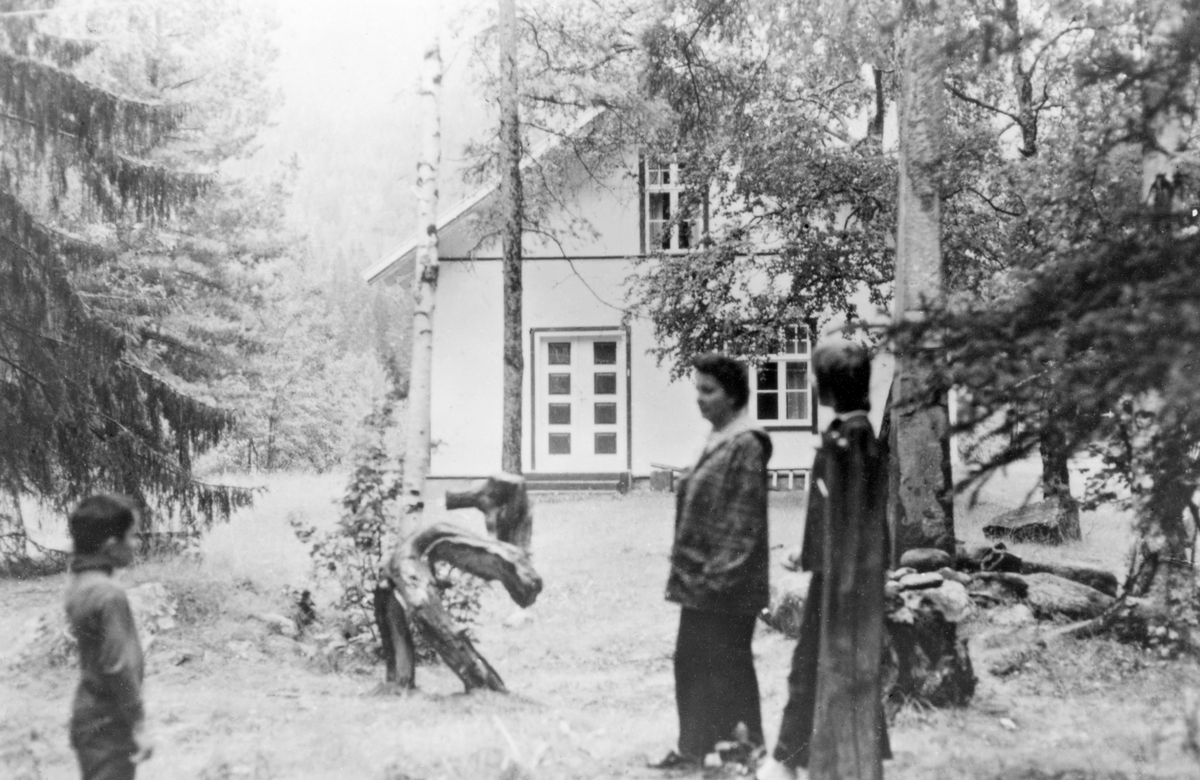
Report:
653,353,772,770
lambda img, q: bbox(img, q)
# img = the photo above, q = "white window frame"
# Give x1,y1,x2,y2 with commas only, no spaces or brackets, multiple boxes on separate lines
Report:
750,325,813,428
644,159,698,253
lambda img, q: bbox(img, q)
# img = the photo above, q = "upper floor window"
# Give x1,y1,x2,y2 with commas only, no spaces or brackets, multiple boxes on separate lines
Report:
752,325,813,427
645,159,698,252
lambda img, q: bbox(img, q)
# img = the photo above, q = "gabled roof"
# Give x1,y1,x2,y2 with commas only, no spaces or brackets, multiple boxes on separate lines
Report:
362,106,606,287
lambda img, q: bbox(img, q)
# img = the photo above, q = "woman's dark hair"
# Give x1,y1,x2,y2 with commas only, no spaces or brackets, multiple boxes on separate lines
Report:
692,352,750,410
813,341,872,411
69,494,138,554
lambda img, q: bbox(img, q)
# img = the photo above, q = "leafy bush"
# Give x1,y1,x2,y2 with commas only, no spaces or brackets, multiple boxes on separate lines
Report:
297,385,483,670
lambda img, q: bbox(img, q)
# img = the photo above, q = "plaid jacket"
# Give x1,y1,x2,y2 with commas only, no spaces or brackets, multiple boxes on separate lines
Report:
666,428,773,614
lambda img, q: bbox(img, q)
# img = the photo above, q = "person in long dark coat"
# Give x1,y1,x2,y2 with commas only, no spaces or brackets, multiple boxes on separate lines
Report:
651,353,773,771
758,341,891,780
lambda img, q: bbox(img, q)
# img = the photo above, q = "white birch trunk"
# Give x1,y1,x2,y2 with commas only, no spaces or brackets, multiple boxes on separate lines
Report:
401,37,443,533
376,29,442,693
379,30,539,693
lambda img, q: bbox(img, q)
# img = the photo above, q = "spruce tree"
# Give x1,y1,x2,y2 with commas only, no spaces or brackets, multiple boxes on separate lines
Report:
0,0,249,559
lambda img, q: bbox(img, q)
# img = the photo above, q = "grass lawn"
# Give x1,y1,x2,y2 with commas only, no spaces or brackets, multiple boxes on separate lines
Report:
2,475,1198,779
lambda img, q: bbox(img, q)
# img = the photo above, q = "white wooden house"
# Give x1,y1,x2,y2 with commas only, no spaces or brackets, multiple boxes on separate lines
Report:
362,122,890,491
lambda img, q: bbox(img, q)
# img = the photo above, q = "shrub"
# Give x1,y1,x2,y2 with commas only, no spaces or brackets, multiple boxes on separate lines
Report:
299,387,483,670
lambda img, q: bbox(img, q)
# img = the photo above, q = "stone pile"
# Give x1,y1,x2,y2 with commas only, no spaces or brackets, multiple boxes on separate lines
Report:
766,540,1122,709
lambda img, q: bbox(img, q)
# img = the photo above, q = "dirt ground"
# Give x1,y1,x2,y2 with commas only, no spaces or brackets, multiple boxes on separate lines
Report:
2,481,1199,780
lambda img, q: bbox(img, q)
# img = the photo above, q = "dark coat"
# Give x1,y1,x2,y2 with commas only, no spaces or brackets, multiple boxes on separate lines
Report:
799,413,888,574
666,428,773,614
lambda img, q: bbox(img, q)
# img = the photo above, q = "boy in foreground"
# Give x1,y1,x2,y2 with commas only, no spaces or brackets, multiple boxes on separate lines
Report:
758,341,890,780
66,494,153,780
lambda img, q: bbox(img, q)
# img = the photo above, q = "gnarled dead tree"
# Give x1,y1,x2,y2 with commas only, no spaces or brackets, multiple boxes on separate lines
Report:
380,522,541,692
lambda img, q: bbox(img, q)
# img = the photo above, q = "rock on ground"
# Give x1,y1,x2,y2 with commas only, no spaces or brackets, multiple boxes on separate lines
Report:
982,498,1081,545
1023,572,1114,620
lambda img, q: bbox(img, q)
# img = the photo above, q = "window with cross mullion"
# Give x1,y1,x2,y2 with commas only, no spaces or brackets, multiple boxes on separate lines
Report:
645,159,697,252
752,325,812,427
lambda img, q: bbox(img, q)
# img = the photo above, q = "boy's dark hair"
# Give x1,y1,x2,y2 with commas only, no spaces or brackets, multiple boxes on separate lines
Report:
69,494,138,554
692,352,750,410
813,341,872,411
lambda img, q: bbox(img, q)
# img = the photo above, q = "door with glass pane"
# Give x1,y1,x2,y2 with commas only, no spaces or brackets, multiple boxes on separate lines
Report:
534,331,627,471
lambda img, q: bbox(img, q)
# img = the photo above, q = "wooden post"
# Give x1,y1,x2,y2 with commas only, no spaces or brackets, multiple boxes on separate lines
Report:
499,0,524,475
890,0,955,559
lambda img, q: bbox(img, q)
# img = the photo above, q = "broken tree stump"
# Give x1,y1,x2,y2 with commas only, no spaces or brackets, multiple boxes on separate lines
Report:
376,523,543,692
445,473,531,550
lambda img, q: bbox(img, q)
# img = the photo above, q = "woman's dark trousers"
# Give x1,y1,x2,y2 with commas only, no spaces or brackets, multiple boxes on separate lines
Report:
674,607,764,759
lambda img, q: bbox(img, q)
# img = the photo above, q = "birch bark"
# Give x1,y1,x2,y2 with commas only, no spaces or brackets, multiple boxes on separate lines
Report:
379,32,442,692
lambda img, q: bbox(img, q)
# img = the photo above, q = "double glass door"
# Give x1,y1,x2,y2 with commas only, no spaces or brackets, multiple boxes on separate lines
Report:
534,331,626,471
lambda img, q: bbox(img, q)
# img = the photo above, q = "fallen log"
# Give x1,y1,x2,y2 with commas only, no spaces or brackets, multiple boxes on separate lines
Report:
1018,557,1120,597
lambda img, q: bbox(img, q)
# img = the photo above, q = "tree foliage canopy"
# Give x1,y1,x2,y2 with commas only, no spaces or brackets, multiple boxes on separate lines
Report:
896,0,1200,510
0,0,281,527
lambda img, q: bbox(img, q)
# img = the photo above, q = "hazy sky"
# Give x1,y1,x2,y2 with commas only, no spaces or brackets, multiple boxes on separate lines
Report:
255,0,492,263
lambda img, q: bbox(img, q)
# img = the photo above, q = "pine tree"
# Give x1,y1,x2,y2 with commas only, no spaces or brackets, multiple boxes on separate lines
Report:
0,0,250,558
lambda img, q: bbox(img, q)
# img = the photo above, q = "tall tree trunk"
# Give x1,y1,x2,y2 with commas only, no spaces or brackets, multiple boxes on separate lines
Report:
382,32,443,691
1002,0,1078,525
1038,415,1080,539
499,0,524,475
1125,423,1198,653
891,0,955,557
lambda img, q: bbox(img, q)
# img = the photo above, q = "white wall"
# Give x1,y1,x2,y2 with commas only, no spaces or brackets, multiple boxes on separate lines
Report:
429,253,833,476
426,153,849,477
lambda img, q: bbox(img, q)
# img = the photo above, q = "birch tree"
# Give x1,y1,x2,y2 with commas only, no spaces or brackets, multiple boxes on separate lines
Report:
377,28,543,692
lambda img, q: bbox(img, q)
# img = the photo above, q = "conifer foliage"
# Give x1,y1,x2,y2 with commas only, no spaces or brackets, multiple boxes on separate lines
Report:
0,0,250,555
